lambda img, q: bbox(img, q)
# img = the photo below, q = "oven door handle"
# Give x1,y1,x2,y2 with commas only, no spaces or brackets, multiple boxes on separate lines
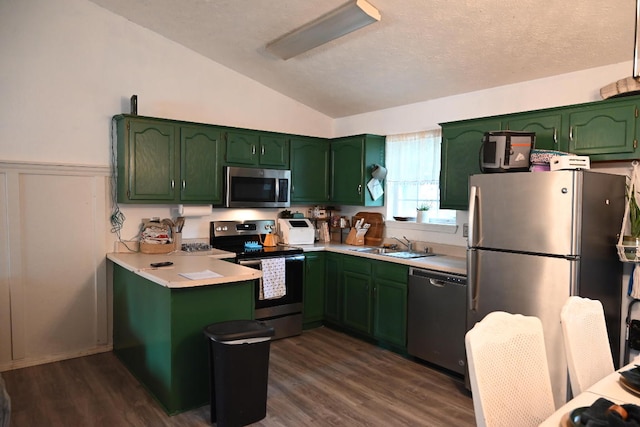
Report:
238,259,262,267
238,254,305,267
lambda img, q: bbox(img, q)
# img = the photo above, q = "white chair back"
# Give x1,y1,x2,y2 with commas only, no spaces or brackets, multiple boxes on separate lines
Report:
465,311,555,427
560,296,615,395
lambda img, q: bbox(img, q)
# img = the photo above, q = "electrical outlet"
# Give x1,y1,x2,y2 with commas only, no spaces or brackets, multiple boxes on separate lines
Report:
463,223,469,237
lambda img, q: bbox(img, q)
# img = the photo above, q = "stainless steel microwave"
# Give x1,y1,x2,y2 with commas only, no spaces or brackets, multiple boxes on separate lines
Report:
224,166,291,208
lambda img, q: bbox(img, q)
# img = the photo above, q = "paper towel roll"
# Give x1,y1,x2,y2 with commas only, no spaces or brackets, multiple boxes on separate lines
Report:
178,205,212,217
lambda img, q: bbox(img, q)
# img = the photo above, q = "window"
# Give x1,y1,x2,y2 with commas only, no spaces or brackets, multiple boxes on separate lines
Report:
385,129,456,224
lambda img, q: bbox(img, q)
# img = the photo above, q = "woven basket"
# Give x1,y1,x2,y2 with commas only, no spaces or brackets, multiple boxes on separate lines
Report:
140,241,175,254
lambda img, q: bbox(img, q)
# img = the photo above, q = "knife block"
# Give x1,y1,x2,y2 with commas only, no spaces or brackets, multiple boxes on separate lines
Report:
345,228,365,246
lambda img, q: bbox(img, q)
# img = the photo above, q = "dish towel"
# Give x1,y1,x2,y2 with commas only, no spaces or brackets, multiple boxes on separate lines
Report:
259,257,286,300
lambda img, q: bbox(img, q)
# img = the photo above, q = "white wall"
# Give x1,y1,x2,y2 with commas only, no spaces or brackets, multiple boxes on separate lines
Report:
334,61,632,136
0,0,334,168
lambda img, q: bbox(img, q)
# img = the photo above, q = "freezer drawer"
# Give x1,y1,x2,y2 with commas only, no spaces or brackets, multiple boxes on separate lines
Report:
407,268,467,374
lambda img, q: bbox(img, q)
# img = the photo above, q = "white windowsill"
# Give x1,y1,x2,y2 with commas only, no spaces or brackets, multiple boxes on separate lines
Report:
386,220,458,234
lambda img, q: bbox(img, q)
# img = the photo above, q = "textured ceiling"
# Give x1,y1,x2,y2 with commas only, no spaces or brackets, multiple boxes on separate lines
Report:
89,0,636,118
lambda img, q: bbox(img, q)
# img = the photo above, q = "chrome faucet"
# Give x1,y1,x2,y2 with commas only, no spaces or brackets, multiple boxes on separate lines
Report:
392,236,413,251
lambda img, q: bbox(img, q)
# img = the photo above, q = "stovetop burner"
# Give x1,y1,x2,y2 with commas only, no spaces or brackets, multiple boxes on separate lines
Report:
210,220,303,260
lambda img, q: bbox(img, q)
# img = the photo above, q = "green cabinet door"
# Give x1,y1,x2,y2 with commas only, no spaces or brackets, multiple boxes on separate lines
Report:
259,135,289,168
303,252,326,326
117,117,178,202
324,253,342,322
440,119,502,210
342,270,373,334
331,135,385,206
373,262,408,347
341,256,373,335
225,130,260,165
180,125,224,203
568,102,638,159
331,137,363,205
290,137,331,203
506,111,564,151
225,131,290,168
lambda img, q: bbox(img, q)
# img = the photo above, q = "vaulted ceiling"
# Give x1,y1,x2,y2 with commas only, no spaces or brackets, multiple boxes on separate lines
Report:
89,0,636,118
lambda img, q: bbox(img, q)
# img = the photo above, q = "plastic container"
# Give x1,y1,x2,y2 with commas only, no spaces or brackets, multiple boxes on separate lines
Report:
203,320,275,427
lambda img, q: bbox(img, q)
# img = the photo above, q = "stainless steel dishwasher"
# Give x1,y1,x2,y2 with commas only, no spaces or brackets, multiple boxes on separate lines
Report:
407,267,467,375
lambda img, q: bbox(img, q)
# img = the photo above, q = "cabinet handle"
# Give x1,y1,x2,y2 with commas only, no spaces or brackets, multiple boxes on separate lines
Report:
182,180,186,189
261,146,265,155
252,145,256,155
171,180,175,189
569,126,573,143
357,184,362,195
553,128,558,145
291,184,295,193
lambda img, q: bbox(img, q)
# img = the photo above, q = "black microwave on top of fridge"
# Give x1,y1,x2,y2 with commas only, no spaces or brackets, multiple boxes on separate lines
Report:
224,166,291,208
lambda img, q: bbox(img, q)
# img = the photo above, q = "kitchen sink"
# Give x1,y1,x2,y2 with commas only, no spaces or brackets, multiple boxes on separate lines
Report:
384,251,437,259
348,247,399,254
348,247,437,259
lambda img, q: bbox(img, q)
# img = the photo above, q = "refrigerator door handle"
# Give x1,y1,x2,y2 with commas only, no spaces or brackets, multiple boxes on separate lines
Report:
468,185,478,247
467,248,478,311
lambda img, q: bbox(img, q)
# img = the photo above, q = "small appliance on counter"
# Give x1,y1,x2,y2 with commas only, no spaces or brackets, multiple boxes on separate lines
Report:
480,131,535,173
277,218,315,245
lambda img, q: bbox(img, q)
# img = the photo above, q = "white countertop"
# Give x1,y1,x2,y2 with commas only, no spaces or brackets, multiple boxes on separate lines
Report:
294,242,467,276
107,251,261,288
107,241,467,289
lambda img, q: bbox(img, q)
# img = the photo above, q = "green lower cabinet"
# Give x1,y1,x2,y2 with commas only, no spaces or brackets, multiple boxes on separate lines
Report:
337,255,408,349
112,265,254,415
372,262,408,347
342,270,373,334
303,252,326,327
324,253,343,323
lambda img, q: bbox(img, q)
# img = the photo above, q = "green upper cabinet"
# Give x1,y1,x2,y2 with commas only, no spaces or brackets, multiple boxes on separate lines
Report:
290,137,331,204
116,116,178,202
180,125,224,202
505,111,564,151
566,101,638,159
440,119,502,210
225,130,289,168
115,115,225,204
324,253,343,323
440,94,640,210
331,134,385,206
259,135,289,168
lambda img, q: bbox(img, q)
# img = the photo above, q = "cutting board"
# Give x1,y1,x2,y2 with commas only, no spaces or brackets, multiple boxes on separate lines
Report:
353,212,385,246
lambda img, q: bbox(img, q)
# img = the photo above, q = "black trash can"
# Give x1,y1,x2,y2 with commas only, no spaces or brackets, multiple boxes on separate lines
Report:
203,320,275,427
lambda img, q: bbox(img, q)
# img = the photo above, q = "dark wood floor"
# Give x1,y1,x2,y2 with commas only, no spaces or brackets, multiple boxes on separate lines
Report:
2,327,475,426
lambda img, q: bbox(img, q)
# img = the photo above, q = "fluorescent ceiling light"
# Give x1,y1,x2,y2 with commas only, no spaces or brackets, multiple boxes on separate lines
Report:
266,0,381,60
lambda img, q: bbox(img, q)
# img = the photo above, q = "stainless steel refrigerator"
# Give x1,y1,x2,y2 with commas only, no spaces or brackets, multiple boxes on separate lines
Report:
467,170,624,407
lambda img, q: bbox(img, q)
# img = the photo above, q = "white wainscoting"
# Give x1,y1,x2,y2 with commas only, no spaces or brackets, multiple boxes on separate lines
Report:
0,161,111,371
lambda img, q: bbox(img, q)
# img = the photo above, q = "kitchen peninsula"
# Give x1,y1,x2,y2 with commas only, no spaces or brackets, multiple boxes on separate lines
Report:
107,251,261,415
